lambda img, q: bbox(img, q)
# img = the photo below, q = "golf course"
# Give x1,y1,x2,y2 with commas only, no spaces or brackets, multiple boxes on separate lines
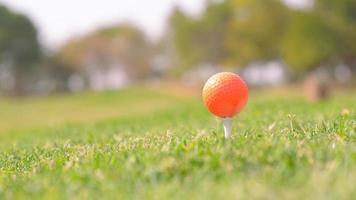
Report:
0,86,354,199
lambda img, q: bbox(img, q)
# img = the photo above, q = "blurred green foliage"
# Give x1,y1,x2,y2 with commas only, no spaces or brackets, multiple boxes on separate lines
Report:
169,0,356,73
282,0,356,72
226,0,289,66
169,3,230,71
1,0,356,95
0,5,41,94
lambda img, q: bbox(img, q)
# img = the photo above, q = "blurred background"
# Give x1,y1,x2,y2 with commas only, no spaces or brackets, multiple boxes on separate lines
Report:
0,0,355,100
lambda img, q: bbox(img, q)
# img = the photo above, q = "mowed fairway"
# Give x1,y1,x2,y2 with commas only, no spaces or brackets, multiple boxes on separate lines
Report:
0,87,355,199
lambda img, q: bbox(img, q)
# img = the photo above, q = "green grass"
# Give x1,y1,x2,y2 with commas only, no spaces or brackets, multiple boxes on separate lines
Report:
0,87,355,199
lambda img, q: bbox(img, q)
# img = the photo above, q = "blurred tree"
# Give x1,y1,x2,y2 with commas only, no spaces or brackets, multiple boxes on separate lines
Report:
225,0,289,66
169,2,230,74
199,1,231,65
41,56,77,92
168,0,356,84
57,24,151,80
0,5,41,95
169,7,202,71
281,11,338,72
281,0,356,73
169,0,290,72
314,0,356,69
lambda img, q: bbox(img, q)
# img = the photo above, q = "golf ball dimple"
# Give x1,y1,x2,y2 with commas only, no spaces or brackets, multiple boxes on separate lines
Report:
202,72,248,118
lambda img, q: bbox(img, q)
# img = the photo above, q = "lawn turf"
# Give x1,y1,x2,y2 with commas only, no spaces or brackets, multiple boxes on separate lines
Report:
0,87,355,199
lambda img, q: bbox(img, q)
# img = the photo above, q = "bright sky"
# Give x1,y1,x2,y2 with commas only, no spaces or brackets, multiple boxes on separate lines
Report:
0,0,205,49
0,0,309,50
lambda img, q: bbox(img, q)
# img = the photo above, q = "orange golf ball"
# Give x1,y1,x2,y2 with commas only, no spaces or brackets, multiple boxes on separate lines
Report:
202,72,248,118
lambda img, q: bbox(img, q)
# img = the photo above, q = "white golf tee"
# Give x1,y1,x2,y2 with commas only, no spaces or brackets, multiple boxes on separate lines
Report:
222,117,232,139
